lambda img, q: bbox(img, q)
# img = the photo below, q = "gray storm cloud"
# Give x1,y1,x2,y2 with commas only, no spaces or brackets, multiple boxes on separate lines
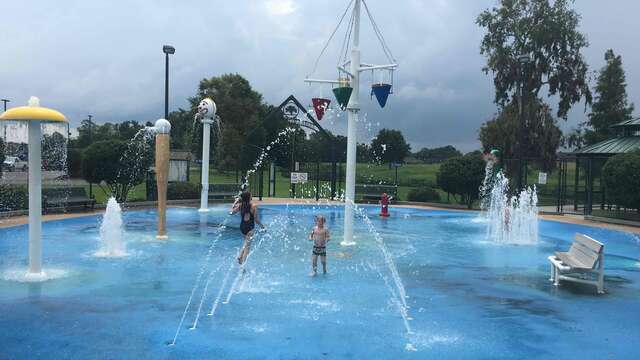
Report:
1,0,638,152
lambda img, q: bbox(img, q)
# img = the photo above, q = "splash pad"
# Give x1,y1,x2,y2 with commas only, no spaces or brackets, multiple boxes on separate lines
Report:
1,205,639,358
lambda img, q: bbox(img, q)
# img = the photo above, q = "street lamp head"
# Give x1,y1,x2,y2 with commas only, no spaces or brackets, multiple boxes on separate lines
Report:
518,54,531,64
163,45,175,55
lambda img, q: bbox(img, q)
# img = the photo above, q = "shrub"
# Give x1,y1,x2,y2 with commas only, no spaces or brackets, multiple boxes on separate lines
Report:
167,182,200,200
602,151,640,210
82,140,153,202
407,187,441,202
0,185,28,211
436,153,485,209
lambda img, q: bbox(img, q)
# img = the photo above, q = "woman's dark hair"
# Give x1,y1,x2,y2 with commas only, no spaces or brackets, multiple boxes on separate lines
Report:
240,191,252,214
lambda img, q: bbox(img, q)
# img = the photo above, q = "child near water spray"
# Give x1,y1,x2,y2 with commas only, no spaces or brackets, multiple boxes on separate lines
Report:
309,215,331,276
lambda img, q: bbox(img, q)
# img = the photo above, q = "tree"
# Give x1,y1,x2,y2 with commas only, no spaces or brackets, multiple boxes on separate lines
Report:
81,140,153,202
602,151,640,210
415,145,462,164
74,119,146,149
436,153,486,209
477,0,591,119
116,121,145,143
189,74,265,169
356,143,372,163
168,108,197,151
582,49,635,145
370,129,411,164
479,98,562,172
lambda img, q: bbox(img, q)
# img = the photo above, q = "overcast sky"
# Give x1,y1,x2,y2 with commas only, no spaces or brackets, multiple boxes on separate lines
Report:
1,0,639,152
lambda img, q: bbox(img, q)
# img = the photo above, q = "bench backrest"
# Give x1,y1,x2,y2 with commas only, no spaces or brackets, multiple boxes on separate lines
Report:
568,233,603,269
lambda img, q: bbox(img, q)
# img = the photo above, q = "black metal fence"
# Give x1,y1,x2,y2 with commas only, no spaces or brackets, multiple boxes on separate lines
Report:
502,156,616,216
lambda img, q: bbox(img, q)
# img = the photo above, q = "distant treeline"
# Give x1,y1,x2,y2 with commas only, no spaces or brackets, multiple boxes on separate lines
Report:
412,145,462,164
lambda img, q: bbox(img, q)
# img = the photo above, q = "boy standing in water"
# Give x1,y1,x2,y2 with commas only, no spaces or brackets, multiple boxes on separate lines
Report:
309,215,331,276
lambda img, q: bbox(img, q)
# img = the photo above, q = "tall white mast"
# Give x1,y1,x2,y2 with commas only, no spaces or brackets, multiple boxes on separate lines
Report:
304,0,398,246
342,0,361,246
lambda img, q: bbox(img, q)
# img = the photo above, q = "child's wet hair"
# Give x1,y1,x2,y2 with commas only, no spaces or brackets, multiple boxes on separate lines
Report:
315,215,326,224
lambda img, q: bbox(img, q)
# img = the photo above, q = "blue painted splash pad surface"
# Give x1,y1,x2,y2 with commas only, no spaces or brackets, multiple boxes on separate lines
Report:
0,205,639,359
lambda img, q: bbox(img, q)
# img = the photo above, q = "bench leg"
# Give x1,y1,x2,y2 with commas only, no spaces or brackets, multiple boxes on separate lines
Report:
597,271,604,294
553,268,560,286
549,263,555,282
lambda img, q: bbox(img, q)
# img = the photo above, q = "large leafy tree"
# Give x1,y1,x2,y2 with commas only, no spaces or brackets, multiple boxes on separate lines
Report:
73,119,146,149
81,139,153,202
479,99,561,171
370,128,411,164
477,0,592,118
189,74,265,169
116,121,145,143
582,49,635,145
436,153,486,209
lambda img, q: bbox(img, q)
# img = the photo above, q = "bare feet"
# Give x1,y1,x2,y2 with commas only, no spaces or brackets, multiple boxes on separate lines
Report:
309,271,317,277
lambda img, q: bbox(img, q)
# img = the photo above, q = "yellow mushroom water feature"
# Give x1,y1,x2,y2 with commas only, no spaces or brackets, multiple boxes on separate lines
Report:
0,96,67,280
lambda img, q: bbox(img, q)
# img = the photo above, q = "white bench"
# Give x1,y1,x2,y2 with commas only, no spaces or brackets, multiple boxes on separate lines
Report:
548,233,604,294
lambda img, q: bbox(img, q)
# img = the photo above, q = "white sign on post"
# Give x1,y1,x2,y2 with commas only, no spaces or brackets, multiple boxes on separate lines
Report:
538,172,548,185
290,172,308,184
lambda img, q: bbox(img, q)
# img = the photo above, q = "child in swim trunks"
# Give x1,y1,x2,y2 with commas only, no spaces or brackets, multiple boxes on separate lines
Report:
309,215,330,276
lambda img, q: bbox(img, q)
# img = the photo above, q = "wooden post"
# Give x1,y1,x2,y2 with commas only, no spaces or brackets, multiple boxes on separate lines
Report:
156,133,170,240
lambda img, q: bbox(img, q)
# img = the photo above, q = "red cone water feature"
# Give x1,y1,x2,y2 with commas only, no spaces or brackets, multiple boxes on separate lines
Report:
312,97,331,120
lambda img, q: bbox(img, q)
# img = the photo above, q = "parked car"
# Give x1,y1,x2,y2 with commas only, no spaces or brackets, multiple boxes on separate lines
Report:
2,156,28,172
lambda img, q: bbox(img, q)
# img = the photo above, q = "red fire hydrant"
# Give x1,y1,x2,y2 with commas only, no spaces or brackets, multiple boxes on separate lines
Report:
380,193,391,217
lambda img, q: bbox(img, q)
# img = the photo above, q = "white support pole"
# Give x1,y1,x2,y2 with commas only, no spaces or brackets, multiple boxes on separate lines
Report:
199,121,212,212
342,0,361,247
27,121,43,275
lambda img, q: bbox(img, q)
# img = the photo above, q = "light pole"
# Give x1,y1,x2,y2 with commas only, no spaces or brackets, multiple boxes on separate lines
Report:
305,0,398,246
163,45,175,120
2,99,9,142
86,114,94,197
517,53,531,191
87,114,93,143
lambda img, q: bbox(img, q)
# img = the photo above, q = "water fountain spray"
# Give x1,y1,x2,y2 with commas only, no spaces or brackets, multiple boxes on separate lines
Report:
0,97,67,280
194,98,220,213
480,152,539,245
148,118,171,240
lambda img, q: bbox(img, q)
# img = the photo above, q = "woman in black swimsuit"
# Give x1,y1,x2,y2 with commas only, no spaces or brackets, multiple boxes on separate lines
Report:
230,191,265,265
